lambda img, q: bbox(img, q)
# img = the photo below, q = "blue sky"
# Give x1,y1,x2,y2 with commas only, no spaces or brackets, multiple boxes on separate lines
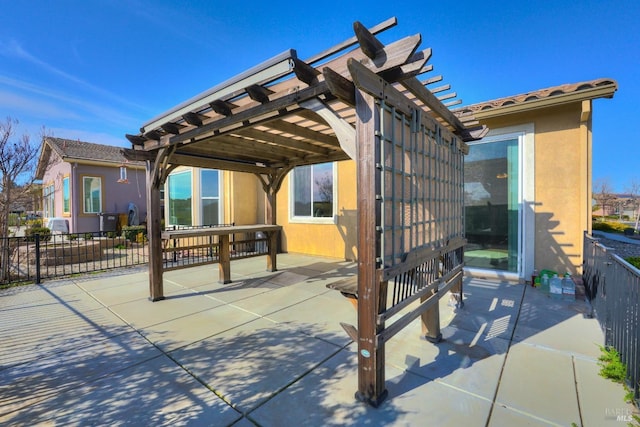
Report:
0,1,638,191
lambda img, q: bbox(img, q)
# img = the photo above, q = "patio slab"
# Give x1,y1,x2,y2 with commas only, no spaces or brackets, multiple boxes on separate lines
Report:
249,346,493,427
170,318,345,413
1,355,242,426
495,341,581,425
0,253,636,425
0,331,161,417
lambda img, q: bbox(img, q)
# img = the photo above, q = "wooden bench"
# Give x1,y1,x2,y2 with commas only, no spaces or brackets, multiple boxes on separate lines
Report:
326,276,358,309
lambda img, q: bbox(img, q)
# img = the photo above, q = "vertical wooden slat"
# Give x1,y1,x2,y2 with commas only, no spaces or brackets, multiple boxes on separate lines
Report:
355,87,388,406
146,159,164,301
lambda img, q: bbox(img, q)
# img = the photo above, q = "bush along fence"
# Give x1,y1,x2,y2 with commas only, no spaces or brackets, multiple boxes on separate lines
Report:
583,232,640,405
0,226,150,286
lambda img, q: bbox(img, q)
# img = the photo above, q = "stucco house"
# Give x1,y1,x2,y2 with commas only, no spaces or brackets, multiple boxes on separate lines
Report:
162,78,616,283
35,137,147,233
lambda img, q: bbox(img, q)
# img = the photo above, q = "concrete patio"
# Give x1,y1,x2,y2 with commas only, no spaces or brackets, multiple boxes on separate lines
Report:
0,254,636,426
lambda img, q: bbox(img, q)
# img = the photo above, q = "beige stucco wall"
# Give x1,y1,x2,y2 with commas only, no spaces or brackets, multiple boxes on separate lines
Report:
478,102,592,275
223,171,260,225
230,100,594,276
276,160,358,260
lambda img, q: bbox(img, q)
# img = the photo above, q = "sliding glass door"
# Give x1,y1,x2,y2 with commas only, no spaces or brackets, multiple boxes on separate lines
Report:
464,138,520,272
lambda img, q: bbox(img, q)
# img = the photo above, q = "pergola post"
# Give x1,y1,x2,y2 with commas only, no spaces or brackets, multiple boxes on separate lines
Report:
146,158,164,301
355,88,388,406
258,168,290,272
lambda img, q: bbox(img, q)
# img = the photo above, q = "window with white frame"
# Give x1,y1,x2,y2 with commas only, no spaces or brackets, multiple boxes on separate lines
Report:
201,169,220,225
168,170,192,226
83,176,102,214
290,162,335,222
43,183,55,217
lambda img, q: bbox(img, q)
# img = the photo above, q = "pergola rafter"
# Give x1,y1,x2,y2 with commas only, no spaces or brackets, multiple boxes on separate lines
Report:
124,17,487,407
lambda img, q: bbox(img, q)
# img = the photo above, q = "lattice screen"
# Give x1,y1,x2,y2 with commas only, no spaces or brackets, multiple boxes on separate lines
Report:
377,100,465,269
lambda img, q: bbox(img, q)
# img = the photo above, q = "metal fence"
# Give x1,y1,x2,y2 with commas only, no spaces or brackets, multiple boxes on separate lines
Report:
583,232,640,405
0,225,271,286
0,231,149,286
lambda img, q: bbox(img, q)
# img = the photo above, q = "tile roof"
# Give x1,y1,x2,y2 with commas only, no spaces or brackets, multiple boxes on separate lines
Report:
455,78,617,116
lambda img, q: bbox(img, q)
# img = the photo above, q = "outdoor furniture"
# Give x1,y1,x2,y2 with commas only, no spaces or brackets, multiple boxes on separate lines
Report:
326,276,358,309
161,224,281,284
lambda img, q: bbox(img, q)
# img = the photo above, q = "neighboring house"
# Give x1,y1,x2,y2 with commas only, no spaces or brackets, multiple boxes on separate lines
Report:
161,79,616,282
35,137,147,233
593,193,640,219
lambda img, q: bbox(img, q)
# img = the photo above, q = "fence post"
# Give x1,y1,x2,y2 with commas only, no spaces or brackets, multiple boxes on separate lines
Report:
35,233,41,284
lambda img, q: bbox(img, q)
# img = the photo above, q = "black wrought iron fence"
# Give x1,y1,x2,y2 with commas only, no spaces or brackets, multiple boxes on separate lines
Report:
0,231,149,286
583,232,640,405
1,225,271,286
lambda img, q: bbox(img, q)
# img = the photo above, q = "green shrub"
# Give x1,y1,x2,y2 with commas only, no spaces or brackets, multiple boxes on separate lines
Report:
598,345,635,403
24,227,51,242
8,213,21,226
66,233,78,241
83,233,94,240
592,221,631,234
26,219,43,228
122,225,147,242
105,231,118,239
626,257,640,269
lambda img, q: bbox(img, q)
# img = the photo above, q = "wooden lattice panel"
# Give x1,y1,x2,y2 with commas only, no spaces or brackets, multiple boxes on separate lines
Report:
377,100,465,269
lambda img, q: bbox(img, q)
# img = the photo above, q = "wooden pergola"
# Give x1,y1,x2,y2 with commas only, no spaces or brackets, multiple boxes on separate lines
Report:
124,17,486,406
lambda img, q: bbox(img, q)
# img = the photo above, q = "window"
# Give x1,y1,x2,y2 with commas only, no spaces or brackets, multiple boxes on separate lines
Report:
291,162,335,222
168,170,192,226
62,176,70,215
43,183,55,217
83,176,102,214
118,166,128,183
201,169,220,225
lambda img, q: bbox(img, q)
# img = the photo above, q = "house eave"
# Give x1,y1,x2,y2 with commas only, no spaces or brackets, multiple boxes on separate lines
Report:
62,157,146,169
469,82,618,120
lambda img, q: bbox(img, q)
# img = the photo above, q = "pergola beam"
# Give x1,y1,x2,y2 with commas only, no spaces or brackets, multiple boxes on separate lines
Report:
237,128,333,155
170,153,275,175
155,81,331,149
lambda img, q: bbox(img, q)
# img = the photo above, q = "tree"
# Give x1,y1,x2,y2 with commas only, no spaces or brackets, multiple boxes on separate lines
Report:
593,178,617,219
315,175,333,203
0,117,41,280
627,178,640,231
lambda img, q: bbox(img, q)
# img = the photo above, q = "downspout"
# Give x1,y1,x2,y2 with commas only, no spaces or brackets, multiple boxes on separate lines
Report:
72,162,78,233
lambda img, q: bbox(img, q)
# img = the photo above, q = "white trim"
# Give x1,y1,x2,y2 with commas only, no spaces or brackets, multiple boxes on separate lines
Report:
199,169,223,225
289,162,338,225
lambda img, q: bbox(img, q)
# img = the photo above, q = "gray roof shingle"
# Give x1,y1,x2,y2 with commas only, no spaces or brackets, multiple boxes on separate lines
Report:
46,137,135,163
